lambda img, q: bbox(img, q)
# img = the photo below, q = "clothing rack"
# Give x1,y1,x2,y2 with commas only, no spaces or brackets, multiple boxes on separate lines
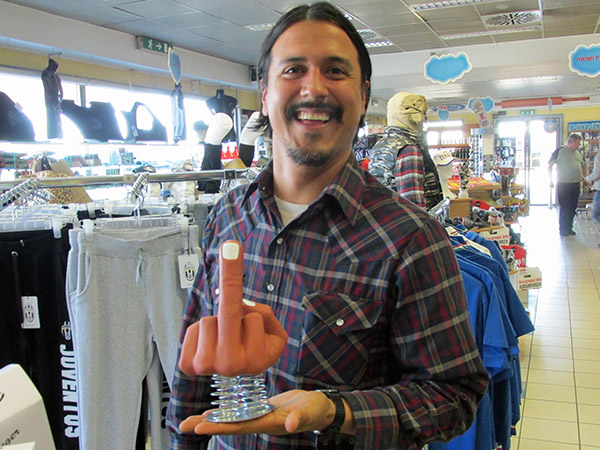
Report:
0,168,249,191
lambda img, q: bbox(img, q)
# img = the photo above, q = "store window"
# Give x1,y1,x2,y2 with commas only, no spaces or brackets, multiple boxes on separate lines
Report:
1,71,79,141
85,84,213,144
1,70,213,144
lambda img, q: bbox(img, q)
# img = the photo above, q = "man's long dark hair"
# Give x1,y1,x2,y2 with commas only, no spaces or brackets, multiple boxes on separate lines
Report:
252,2,372,134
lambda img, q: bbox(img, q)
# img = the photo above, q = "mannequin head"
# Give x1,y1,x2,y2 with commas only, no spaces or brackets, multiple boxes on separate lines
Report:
387,92,428,132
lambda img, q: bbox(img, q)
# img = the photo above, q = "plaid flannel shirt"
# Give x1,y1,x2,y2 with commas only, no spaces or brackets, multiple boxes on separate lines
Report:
167,156,488,450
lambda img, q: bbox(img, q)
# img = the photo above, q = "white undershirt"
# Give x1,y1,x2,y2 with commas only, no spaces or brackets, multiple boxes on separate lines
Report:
274,195,309,227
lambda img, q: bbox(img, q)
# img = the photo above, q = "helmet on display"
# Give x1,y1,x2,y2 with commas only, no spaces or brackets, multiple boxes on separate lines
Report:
386,92,428,132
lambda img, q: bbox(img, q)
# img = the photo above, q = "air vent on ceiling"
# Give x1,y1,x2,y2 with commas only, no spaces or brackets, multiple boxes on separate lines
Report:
358,29,381,41
482,10,541,28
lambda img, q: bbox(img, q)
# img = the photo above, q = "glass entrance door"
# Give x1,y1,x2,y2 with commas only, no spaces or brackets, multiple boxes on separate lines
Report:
497,117,561,205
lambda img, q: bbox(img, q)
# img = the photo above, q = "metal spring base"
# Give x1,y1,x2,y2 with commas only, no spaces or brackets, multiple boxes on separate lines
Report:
206,374,274,423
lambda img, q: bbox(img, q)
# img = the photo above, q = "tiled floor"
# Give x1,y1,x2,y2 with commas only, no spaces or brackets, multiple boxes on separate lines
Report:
512,205,600,450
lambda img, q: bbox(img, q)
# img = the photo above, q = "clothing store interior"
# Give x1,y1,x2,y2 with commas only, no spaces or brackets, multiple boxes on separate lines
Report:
1,0,600,449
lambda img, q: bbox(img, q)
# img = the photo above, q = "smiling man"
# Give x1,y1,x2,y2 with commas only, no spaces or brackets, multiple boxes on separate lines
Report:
167,3,488,450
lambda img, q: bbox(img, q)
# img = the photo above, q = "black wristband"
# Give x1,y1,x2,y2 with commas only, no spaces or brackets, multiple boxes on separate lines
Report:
315,389,345,434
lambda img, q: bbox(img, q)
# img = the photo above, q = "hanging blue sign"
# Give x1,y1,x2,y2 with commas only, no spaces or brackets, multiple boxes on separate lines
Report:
424,52,472,84
569,43,600,77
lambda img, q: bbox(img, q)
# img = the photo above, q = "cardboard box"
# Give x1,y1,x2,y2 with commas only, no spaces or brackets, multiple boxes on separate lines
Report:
0,364,55,450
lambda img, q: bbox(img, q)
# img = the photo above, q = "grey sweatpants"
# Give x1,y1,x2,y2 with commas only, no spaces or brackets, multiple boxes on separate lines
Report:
66,225,200,450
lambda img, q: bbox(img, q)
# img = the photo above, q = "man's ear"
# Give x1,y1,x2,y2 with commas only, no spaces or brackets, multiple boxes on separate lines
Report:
260,79,269,117
361,80,370,115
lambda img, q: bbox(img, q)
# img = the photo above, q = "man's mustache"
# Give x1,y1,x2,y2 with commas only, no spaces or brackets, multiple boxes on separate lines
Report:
285,101,343,123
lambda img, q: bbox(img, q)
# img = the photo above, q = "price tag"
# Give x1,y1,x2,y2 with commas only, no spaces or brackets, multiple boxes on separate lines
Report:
21,296,41,329
518,267,542,290
178,254,199,289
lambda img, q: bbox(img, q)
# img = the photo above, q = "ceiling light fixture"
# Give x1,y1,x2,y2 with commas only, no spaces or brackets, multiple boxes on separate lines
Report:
441,25,541,39
410,0,506,11
245,22,275,32
365,41,395,48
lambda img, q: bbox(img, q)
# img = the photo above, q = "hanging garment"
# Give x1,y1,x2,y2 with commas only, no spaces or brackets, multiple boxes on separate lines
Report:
197,143,222,193
41,58,63,139
171,83,186,143
122,102,168,143
66,223,200,450
0,227,79,450
0,92,35,141
61,100,123,142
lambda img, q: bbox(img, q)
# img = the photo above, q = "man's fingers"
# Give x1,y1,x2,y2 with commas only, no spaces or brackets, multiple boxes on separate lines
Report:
218,240,244,354
179,322,200,375
242,312,268,374
194,316,218,375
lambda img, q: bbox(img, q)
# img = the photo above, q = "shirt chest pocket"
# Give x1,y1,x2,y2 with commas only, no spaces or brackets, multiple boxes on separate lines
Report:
297,291,384,387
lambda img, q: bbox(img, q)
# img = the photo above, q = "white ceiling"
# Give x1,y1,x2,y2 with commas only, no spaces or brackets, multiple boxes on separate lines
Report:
2,0,600,110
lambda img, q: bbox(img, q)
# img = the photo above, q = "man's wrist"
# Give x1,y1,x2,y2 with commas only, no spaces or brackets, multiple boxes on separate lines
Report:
315,389,345,434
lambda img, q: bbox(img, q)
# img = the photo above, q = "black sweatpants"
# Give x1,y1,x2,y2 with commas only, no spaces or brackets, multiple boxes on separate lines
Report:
0,228,79,450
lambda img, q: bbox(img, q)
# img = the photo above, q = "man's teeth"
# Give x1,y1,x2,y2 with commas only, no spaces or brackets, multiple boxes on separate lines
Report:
297,112,330,122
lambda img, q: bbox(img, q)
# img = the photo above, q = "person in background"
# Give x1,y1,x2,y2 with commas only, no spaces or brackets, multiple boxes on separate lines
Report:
167,3,488,449
548,133,588,236
584,149,600,224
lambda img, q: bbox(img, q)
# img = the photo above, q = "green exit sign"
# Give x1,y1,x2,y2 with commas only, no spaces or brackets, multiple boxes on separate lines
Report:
520,109,535,116
135,36,172,54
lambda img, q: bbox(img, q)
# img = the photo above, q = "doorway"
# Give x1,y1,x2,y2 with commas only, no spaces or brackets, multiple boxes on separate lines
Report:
496,116,562,205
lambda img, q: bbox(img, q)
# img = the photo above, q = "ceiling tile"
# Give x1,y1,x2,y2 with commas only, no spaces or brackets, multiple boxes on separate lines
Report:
543,15,597,28
360,12,423,28
367,46,403,56
86,0,143,6
343,1,400,17
475,0,540,15
414,6,482,21
69,7,142,25
543,26,596,38
8,0,99,13
117,0,195,19
544,5,600,17
249,0,304,14
543,0,600,8
387,31,440,45
436,36,495,46
492,30,543,42
374,23,433,36
153,11,217,28
400,41,447,52
428,19,488,33
206,5,281,27
106,19,167,36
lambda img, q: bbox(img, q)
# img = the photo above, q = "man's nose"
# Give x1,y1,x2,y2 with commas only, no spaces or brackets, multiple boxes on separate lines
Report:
300,68,328,99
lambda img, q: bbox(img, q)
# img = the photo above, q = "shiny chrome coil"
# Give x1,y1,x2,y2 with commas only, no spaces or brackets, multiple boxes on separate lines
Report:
206,374,274,423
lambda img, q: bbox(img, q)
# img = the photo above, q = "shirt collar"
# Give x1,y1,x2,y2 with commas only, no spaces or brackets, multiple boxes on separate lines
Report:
243,156,366,226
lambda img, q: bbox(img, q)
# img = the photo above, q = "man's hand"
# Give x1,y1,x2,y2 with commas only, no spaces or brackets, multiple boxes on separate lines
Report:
179,240,288,377
180,390,336,436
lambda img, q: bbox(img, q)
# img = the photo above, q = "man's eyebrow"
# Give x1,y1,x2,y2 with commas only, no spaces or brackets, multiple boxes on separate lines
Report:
277,55,354,67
